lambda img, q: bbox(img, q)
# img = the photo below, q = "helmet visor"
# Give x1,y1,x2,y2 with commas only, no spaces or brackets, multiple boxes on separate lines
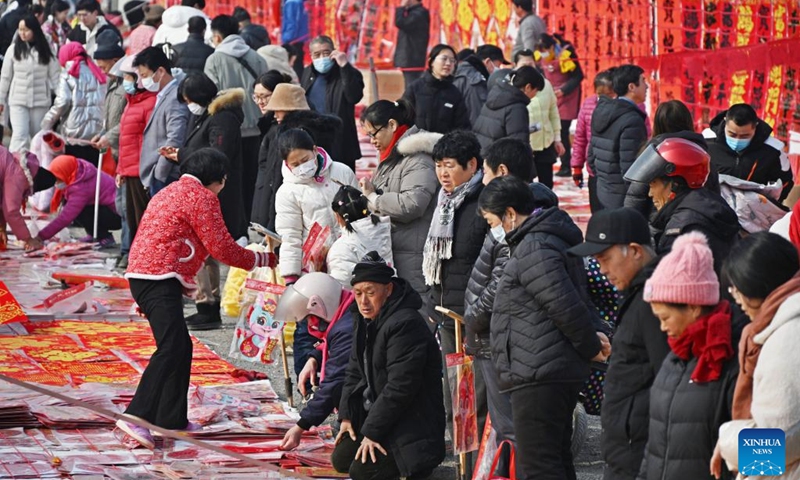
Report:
624,144,671,185
273,285,309,323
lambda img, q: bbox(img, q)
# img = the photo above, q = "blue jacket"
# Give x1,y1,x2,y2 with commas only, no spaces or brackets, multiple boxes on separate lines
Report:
281,0,309,44
297,308,354,430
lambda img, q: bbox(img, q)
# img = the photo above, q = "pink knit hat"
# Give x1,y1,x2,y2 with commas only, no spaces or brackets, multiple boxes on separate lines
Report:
644,231,720,306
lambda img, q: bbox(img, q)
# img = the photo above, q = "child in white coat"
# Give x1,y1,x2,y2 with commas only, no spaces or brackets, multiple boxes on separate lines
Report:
274,128,358,284
326,185,394,287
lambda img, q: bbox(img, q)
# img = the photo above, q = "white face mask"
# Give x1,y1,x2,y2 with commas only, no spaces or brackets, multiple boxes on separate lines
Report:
490,224,506,243
187,102,206,116
290,158,318,179
142,71,161,92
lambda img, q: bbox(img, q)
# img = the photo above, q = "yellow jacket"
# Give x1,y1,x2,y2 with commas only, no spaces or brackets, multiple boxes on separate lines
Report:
527,79,561,151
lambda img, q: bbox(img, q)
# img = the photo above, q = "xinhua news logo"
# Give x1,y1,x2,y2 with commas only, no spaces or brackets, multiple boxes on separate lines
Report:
739,428,786,476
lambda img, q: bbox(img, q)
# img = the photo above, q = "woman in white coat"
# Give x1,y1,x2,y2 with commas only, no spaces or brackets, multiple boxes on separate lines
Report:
326,184,393,287
714,232,800,479
274,128,358,285
0,13,60,152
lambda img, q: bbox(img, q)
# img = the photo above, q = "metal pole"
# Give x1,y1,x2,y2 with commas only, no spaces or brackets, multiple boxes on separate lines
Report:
92,149,105,241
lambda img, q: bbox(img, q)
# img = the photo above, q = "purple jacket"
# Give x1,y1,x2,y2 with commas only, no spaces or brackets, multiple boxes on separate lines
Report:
0,148,38,241
572,94,651,175
39,159,117,240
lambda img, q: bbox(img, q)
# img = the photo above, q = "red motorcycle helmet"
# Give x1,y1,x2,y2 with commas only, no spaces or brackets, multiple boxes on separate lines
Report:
624,137,710,189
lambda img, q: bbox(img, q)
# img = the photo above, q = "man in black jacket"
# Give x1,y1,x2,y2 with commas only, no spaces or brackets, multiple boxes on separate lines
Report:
232,6,270,50
704,103,793,201
394,0,429,89
568,208,669,480
301,35,364,171
173,16,214,76
588,64,649,211
333,253,445,480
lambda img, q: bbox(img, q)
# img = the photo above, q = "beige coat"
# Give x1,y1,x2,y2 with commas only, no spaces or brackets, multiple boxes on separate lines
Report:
527,78,561,151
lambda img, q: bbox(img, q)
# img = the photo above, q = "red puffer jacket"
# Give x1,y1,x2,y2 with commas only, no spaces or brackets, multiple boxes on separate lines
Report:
117,90,157,177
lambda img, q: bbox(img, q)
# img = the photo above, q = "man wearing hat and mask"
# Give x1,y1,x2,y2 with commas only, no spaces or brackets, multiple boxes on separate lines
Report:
275,272,355,452
567,208,669,480
332,252,445,480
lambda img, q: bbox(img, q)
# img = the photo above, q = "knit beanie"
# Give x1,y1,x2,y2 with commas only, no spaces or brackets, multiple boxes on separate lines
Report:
644,231,720,306
351,251,395,286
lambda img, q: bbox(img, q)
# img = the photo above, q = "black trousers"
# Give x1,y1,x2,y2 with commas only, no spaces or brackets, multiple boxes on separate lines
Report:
331,434,401,480
74,204,121,239
402,70,423,91
511,382,584,480
65,144,101,167
588,175,602,213
559,119,573,169
125,176,149,241
126,278,193,429
533,143,558,189
241,135,260,223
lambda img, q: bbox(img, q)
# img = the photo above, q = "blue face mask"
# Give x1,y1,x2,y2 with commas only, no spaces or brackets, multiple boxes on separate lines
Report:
122,79,137,95
313,57,334,74
725,135,752,152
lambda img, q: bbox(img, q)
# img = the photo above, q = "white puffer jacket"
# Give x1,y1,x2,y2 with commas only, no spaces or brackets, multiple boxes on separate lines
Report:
327,215,394,287
40,61,106,141
275,147,358,277
0,45,60,108
152,5,212,46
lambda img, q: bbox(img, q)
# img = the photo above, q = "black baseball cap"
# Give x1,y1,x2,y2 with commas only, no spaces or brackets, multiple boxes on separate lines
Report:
567,208,652,257
476,45,512,65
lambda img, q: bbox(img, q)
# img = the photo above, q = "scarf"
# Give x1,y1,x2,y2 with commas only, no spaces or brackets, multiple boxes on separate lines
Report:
48,155,79,186
668,300,733,383
318,290,355,382
58,41,107,84
380,124,410,162
422,171,483,286
732,273,800,419
789,201,800,253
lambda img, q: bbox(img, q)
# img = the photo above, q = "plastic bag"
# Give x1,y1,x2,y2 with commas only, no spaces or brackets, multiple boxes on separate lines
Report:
302,223,331,273
719,174,787,233
221,243,278,317
472,415,499,480
229,287,286,364
447,352,479,454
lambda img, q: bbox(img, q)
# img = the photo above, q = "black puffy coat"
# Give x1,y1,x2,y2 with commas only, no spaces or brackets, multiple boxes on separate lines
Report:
176,88,247,239
637,303,738,480
588,96,648,210
463,234,509,359
403,72,472,134
601,258,670,480
453,57,489,126
393,4,429,69
492,207,603,392
250,110,342,229
427,182,488,326
473,81,530,150
651,187,740,275
338,279,446,477
707,111,793,200
173,33,215,77
240,23,270,51
301,63,364,170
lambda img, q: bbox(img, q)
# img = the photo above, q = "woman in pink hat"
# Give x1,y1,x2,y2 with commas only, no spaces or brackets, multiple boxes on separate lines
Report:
640,231,738,480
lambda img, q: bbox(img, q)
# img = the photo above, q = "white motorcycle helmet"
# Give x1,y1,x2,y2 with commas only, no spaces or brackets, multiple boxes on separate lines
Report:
274,272,343,324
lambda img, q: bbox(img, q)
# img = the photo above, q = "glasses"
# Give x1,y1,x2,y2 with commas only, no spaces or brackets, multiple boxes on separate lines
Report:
367,124,386,139
435,56,457,65
252,94,271,104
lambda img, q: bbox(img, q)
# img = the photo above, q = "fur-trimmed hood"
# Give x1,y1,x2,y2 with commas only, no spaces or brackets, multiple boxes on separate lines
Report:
396,126,443,157
209,88,245,116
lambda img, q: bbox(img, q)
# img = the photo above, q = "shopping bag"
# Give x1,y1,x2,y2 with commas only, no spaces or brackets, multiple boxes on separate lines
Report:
229,284,286,364
447,352,479,454
301,223,331,273
471,415,498,480
221,242,283,317
488,440,516,480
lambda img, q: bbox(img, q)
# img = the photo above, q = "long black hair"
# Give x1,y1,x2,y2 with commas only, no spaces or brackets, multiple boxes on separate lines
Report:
14,14,53,65
331,185,379,233
724,232,800,300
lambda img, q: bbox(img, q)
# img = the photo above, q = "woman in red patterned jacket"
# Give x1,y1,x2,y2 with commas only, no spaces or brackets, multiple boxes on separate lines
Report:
119,148,275,448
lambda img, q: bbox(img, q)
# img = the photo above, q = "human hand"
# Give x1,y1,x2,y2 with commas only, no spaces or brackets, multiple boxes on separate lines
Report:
0,230,7,250
115,174,125,188
330,50,348,67
158,146,179,162
555,89,564,99
572,168,584,188
24,236,44,252
298,357,319,397
335,420,356,446
280,425,305,451
555,141,566,157
359,177,375,196
0,105,5,115
592,332,611,362
710,442,723,479
356,436,387,464
93,135,110,150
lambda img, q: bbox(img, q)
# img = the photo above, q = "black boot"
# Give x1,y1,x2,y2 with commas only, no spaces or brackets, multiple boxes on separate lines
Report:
186,302,222,331
555,163,572,177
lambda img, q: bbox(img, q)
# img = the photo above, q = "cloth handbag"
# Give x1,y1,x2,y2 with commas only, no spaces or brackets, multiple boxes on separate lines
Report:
580,361,608,416
489,440,516,480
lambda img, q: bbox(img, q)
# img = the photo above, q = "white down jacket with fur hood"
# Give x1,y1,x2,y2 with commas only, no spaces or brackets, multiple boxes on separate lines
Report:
275,147,358,278
365,126,442,297
327,215,394,287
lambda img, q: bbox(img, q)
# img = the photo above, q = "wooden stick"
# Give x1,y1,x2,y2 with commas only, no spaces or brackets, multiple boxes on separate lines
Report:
435,307,468,480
